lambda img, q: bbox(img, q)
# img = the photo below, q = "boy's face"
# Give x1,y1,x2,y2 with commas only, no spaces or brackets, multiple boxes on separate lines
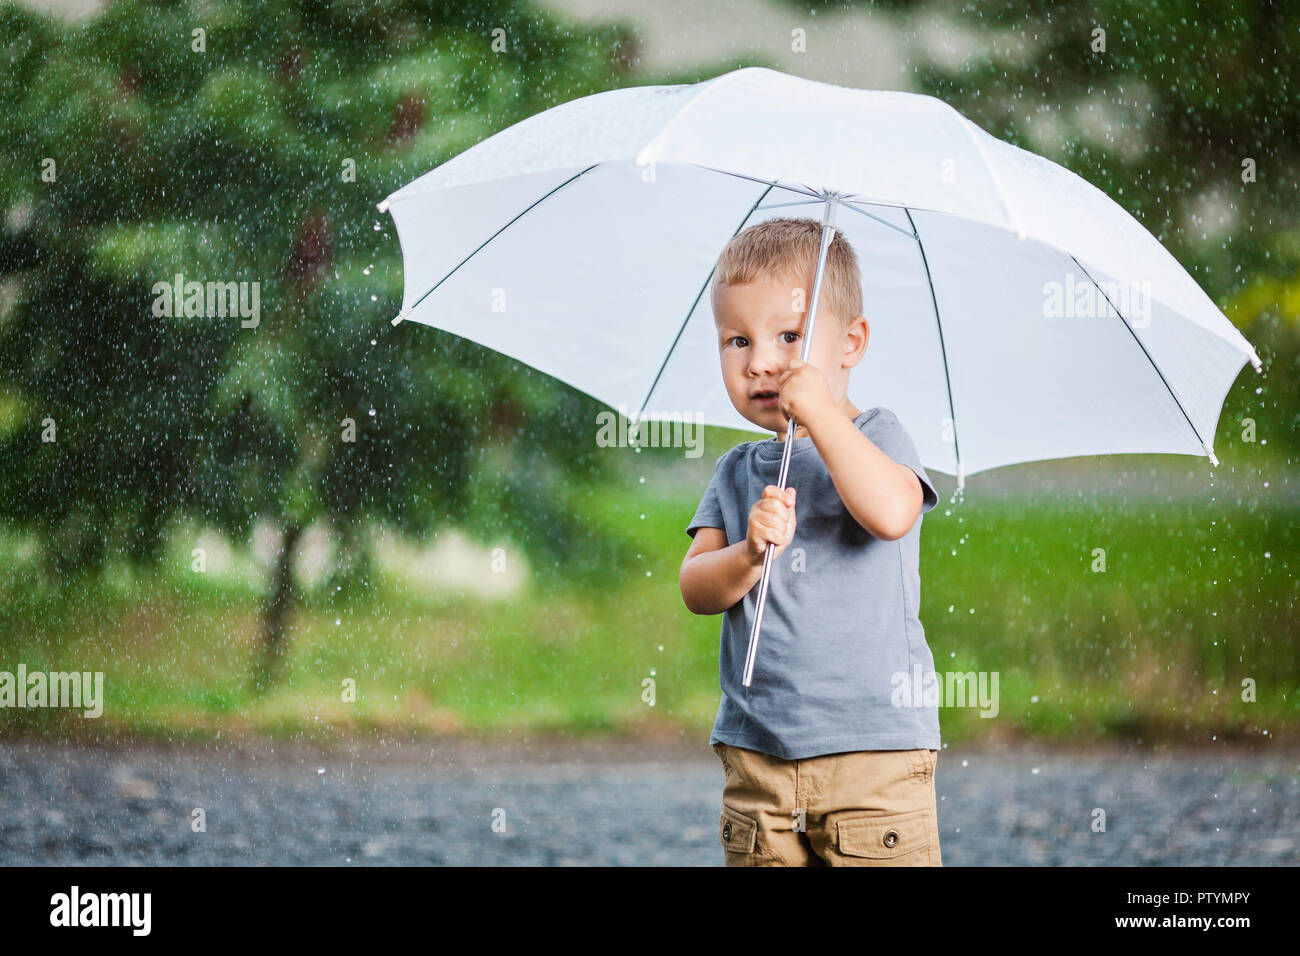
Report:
711,269,868,434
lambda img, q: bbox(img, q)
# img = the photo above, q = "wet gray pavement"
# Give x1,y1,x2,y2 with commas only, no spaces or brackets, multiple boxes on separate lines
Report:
1,735,1296,866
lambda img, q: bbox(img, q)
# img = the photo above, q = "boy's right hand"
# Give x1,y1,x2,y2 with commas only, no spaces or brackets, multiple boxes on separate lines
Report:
745,485,797,566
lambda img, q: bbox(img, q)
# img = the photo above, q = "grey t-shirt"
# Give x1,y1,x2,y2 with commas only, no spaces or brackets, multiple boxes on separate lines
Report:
686,407,941,760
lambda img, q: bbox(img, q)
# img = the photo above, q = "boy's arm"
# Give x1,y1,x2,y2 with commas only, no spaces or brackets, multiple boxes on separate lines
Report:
804,408,923,541
680,527,763,615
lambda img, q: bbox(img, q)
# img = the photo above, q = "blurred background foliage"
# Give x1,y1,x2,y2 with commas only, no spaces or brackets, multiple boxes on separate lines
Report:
0,0,643,678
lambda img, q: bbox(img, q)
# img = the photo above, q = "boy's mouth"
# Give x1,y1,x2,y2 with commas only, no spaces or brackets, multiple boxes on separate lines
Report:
751,390,780,408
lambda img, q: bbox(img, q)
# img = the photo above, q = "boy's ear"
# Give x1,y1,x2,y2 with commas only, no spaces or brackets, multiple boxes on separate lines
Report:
842,315,869,368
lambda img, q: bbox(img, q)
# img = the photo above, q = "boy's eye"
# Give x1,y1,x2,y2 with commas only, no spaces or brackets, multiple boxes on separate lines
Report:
724,333,798,347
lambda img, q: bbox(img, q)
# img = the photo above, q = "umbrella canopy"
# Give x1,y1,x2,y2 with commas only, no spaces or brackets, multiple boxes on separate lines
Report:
379,65,1260,489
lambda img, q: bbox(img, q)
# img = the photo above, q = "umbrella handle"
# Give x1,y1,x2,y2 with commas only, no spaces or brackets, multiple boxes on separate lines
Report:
740,191,840,689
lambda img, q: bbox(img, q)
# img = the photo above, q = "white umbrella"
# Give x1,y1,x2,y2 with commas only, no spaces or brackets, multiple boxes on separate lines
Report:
378,65,1261,686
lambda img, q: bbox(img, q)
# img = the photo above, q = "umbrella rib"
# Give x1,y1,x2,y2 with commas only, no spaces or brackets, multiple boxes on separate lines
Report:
757,199,825,210
841,200,919,240
687,164,823,200
636,183,777,418
401,163,601,319
1070,255,1215,462
904,207,963,488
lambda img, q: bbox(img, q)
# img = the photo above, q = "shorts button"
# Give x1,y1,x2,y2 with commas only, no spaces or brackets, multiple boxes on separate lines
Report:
723,822,733,841
883,829,899,848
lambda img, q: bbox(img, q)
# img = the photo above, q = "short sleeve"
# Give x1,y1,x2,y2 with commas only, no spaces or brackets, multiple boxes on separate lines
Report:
862,409,939,514
686,451,730,539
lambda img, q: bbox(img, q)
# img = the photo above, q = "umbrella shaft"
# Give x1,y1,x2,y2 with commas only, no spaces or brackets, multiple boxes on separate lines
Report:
741,192,840,688
741,413,798,686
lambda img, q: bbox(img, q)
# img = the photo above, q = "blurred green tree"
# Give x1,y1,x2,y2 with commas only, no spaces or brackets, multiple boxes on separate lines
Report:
0,0,645,685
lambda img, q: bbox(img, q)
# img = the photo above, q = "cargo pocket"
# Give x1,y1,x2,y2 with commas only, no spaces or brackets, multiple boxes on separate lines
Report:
835,807,935,864
719,804,757,858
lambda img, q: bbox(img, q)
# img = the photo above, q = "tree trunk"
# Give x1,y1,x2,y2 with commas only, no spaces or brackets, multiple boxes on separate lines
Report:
256,521,302,690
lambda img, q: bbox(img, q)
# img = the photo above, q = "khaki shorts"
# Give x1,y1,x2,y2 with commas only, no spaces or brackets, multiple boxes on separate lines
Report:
713,742,942,866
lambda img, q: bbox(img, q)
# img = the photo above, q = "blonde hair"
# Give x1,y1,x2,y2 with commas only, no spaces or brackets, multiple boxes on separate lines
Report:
712,217,862,331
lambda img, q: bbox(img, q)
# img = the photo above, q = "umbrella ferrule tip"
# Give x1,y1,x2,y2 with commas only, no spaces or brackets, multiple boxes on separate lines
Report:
391,308,410,326
376,199,391,214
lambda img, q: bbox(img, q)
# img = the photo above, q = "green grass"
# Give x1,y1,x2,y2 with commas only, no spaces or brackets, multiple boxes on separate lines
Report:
0,479,1296,746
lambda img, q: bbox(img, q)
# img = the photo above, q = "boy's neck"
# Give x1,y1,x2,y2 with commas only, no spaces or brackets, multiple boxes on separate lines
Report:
774,396,862,441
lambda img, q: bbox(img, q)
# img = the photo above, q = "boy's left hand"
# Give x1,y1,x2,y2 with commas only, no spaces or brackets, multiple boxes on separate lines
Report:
778,357,835,430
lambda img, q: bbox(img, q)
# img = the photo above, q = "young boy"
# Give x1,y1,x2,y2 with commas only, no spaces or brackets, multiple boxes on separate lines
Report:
680,217,942,867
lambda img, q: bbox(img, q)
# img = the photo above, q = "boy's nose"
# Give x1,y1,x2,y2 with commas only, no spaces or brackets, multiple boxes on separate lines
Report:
747,345,782,376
